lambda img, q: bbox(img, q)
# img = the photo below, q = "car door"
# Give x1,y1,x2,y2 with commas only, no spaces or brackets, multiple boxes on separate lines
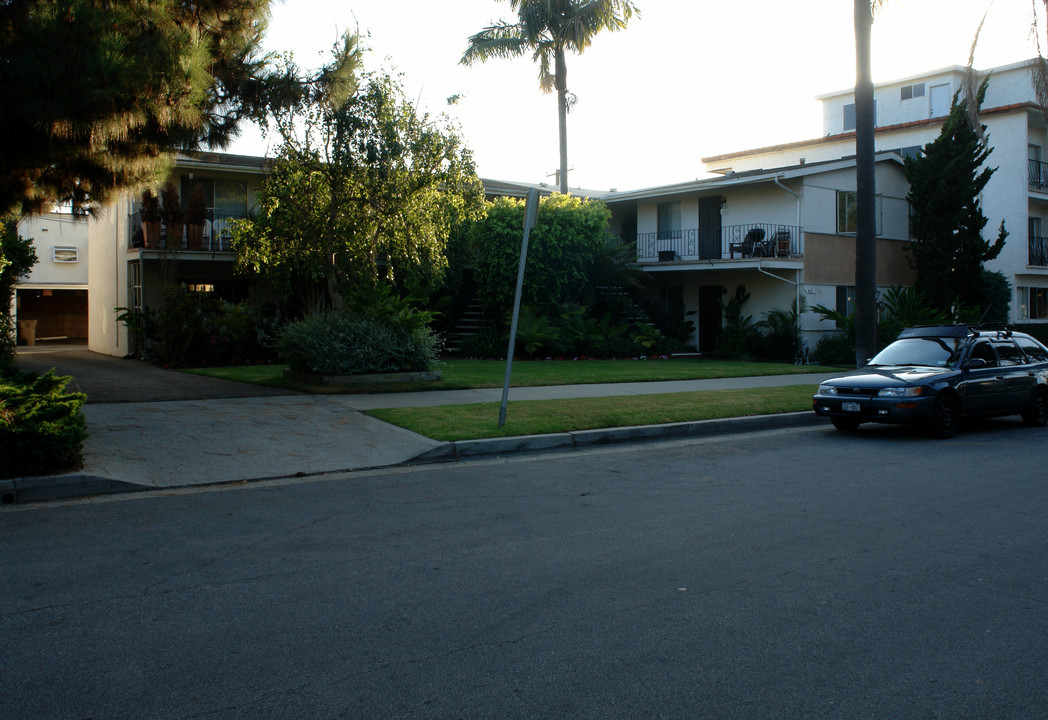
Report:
993,338,1037,411
962,340,1004,413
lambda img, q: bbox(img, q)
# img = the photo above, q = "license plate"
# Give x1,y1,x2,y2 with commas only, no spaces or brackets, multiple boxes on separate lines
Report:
842,401,861,413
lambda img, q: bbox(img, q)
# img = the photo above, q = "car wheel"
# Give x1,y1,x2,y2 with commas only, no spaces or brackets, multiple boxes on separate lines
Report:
1022,388,1048,427
831,417,860,432
928,395,960,439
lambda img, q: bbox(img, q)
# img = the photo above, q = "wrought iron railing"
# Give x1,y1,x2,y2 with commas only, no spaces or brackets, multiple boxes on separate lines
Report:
1030,235,1048,266
636,223,802,262
128,210,245,251
1029,160,1048,191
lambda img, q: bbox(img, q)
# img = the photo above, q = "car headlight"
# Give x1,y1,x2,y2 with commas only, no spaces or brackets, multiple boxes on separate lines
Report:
818,384,838,396
877,386,924,398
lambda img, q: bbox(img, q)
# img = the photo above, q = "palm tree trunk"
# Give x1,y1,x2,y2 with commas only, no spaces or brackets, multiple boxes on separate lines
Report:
854,0,878,366
555,47,569,194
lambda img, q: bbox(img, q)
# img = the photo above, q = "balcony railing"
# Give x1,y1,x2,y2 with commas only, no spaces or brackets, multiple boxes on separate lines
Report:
1030,160,1048,191
1031,236,1048,266
129,210,245,252
636,223,802,263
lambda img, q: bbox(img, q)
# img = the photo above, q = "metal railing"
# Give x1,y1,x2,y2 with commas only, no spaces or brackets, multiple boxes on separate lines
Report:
1030,160,1048,191
636,223,802,262
128,210,245,252
1030,236,1048,266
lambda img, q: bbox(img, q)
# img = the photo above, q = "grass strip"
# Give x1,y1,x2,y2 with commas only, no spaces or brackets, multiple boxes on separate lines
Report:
183,359,838,394
368,385,818,441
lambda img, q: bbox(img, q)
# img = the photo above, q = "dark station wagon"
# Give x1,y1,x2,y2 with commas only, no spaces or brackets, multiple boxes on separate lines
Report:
812,326,1048,438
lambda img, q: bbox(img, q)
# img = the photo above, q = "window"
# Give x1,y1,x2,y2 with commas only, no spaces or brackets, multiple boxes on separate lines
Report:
836,285,855,319
901,83,926,100
657,201,681,240
1017,336,1048,363
993,340,1024,366
901,83,925,100
844,103,855,131
186,283,215,293
969,340,998,366
843,101,876,131
837,191,857,233
1019,287,1048,320
52,246,78,263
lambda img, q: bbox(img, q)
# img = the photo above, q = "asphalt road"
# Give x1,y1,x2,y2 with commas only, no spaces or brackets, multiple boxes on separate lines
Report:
3,421,1047,719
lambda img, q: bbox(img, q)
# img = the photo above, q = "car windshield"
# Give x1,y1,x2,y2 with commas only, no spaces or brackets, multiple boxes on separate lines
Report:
867,336,966,368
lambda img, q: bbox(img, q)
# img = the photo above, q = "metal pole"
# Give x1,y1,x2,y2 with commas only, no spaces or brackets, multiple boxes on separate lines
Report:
499,187,540,427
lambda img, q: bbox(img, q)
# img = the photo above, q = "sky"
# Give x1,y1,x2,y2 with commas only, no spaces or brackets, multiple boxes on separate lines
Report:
228,0,1048,192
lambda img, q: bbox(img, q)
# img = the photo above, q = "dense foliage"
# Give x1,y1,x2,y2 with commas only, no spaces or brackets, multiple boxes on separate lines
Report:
1,370,86,479
119,288,281,367
1,222,38,372
905,79,1008,316
232,66,484,315
473,195,612,316
465,194,666,358
813,285,950,364
277,312,440,376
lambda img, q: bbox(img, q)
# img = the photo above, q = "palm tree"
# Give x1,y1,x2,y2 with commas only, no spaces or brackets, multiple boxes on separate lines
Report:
853,0,878,365
461,0,638,194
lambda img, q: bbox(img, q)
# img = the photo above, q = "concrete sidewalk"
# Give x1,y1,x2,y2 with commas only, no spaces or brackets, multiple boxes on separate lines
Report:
4,346,836,503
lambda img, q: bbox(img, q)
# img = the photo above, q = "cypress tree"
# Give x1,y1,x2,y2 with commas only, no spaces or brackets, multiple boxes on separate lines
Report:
904,78,1007,317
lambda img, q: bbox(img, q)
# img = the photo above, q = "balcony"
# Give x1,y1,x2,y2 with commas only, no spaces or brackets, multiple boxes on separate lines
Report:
1030,236,1048,266
1029,160,1048,191
636,223,802,263
128,210,244,252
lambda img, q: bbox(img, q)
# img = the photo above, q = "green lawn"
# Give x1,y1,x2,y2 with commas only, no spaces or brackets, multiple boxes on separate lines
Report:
182,357,837,394
368,385,818,441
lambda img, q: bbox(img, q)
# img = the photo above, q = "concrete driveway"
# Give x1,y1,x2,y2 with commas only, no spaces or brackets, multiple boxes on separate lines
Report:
11,345,441,493
14,344,296,403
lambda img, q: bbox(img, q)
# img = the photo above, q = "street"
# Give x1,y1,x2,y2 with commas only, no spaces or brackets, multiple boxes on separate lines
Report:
3,421,1048,719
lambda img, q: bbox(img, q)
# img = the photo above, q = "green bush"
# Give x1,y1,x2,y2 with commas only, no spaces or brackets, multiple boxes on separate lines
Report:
815,331,856,366
120,289,281,367
1,370,87,478
277,311,441,375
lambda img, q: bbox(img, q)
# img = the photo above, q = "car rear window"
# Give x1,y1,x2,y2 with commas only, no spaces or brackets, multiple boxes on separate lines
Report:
993,340,1025,366
1017,336,1048,363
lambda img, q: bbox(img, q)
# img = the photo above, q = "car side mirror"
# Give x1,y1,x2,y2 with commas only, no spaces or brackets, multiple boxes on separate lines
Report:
965,358,988,370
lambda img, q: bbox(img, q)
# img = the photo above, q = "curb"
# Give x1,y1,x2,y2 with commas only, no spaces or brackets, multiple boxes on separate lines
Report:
1,473,143,505
4,412,824,506
411,411,822,463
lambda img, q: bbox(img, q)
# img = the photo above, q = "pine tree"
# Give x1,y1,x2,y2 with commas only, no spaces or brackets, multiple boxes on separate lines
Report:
904,78,1007,317
0,0,298,217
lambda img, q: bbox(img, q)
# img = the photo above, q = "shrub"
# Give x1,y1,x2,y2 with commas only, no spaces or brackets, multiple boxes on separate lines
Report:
714,285,760,360
121,289,282,367
815,331,856,366
277,311,441,375
1,370,87,478
758,303,805,363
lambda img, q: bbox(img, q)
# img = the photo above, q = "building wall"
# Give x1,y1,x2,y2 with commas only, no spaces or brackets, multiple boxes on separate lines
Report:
87,199,131,356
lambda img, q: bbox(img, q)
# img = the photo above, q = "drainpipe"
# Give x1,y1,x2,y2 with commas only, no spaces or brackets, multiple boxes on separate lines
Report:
771,174,803,316
773,175,802,239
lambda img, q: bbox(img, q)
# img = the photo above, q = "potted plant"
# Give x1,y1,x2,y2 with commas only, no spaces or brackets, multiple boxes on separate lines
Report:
160,182,183,250
185,183,208,251
141,189,161,248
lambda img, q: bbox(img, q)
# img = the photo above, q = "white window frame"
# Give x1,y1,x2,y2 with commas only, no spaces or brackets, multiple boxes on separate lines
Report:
52,246,78,263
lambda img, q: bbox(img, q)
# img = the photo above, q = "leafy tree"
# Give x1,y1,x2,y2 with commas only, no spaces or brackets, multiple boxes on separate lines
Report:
0,0,344,217
461,0,638,194
232,60,484,315
1,222,38,372
904,79,1007,317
